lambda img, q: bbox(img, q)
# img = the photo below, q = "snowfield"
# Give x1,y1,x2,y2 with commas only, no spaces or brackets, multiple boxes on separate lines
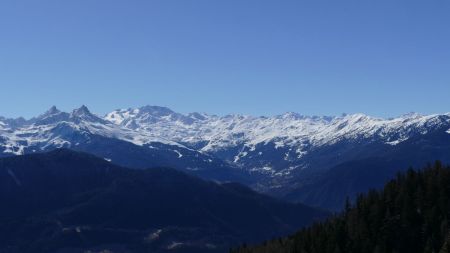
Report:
1,105,450,180
106,107,450,154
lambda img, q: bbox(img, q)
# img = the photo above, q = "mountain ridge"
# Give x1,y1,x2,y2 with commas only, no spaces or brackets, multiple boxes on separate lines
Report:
2,105,450,210
0,149,328,253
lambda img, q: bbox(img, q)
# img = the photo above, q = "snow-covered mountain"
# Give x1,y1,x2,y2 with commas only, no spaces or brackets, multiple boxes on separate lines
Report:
0,106,245,183
2,105,450,210
3,105,450,178
107,107,450,150
104,106,450,210
0,105,181,155
106,106,450,174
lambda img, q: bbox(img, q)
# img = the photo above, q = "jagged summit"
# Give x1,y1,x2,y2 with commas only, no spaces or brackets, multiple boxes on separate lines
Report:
71,105,92,116
1,105,450,212
44,105,61,115
34,106,62,120
70,105,108,124
33,106,62,119
30,106,68,126
1,105,450,175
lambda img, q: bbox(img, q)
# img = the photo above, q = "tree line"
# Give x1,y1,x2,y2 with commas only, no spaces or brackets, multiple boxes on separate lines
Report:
232,161,450,253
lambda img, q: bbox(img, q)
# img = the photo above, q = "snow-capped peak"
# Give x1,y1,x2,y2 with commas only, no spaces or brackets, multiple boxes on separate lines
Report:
105,105,203,128
0,105,191,158
103,107,450,156
70,105,107,124
139,105,175,116
2,106,450,176
71,105,92,117
399,112,422,119
43,106,61,116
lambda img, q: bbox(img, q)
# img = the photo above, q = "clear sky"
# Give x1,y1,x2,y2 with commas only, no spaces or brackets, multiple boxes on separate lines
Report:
0,0,449,119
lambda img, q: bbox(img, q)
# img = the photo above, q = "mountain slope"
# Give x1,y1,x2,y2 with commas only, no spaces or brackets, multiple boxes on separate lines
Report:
0,149,328,253
285,129,450,210
232,162,450,253
3,105,450,211
107,107,450,175
0,106,249,184
106,106,450,210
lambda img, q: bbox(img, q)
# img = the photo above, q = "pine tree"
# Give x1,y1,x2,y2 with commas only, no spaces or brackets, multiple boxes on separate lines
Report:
231,163,450,253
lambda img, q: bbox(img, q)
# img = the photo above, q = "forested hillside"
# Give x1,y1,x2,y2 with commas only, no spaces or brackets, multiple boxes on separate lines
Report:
0,149,328,253
233,162,450,253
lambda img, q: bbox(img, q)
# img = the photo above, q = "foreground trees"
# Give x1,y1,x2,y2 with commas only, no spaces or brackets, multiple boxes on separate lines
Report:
233,162,450,253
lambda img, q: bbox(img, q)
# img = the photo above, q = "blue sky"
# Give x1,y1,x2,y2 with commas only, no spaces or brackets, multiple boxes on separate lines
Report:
0,0,449,119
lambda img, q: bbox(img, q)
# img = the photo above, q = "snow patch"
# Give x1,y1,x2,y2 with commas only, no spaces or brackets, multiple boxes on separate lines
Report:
296,149,307,158
386,137,408,146
146,229,163,241
167,242,184,250
3,144,24,155
173,150,183,158
262,166,272,171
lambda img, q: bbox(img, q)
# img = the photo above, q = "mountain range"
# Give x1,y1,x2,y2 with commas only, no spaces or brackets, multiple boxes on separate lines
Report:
0,149,327,253
1,105,450,210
